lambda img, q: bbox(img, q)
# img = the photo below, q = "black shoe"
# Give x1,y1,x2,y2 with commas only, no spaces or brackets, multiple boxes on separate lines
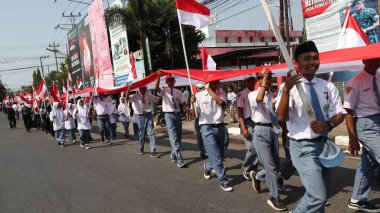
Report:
200,153,208,159
348,200,380,212
203,163,211,180
249,170,261,193
220,183,233,192
150,152,160,158
267,197,287,211
139,151,144,155
243,170,251,180
278,178,285,191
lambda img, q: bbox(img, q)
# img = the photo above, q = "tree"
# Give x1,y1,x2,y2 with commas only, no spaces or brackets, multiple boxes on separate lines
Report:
32,68,43,90
104,0,204,74
0,79,7,102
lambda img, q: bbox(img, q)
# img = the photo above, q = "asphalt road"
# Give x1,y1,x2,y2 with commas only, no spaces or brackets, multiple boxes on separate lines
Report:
0,114,379,213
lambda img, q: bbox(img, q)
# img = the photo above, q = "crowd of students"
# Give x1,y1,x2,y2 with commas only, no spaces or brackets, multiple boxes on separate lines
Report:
1,41,380,212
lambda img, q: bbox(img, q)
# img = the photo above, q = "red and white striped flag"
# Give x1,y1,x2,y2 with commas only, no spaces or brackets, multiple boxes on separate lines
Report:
62,82,67,94
201,45,216,70
175,0,210,29
337,9,369,49
37,80,48,100
130,53,137,80
52,82,60,98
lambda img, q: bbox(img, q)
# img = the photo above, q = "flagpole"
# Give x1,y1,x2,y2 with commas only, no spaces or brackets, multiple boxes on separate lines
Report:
178,21,198,117
260,0,316,120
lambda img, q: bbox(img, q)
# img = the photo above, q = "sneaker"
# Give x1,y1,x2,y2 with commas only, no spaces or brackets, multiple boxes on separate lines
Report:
72,140,76,144
170,156,177,163
267,197,287,211
150,152,160,158
203,163,211,180
100,140,106,144
278,178,285,191
60,144,65,148
243,170,251,180
139,151,144,155
348,200,380,212
220,183,233,192
80,143,85,148
85,145,91,150
325,200,330,206
249,170,261,193
200,153,208,159
177,162,186,168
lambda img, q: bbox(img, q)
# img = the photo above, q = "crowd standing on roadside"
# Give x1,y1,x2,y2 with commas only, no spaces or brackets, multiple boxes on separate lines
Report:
2,41,380,213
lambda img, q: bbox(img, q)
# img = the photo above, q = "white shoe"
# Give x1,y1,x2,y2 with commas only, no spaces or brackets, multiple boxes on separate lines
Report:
85,145,91,150
80,144,84,148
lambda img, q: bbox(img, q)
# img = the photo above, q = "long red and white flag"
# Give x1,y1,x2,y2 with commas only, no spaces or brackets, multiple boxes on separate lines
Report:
37,80,48,100
52,82,60,98
62,82,67,94
175,0,210,29
337,11,369,49
201,45,216,70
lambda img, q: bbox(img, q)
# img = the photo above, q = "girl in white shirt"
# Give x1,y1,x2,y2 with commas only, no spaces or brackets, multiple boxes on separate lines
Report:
118,97,131,138
74,99,92,149
64,103,77,144
49,102,66,147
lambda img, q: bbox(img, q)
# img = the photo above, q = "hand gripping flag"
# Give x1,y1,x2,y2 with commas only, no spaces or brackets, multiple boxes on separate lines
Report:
175,0,210,29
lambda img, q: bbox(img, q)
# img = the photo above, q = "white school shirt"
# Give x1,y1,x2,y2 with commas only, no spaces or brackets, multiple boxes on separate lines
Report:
159,87,185,113
49,103,65,130
343,70,380,117
195,89,226,125
117,102,131,122
74,104,92,130
237,88,253,119
275,77,346,140
227,92,237,103
93,96,112,116
129,93,159,115
248,90,276,123
64,103,76,129
109,105,118,124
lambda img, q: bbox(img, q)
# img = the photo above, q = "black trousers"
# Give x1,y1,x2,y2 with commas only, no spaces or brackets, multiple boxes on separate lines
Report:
8,118,16,128
23,115,32,131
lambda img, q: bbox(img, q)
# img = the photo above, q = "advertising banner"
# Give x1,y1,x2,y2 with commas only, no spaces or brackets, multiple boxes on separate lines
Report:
77,15,95,89
88,0,114,88
67,26,84,90
109,0,131,87
303,0,380,52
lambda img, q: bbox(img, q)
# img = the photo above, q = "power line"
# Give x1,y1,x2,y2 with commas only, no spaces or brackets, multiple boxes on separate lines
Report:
214,3,262,24
0,63,57,73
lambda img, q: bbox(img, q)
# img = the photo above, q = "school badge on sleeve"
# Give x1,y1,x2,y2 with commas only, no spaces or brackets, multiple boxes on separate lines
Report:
345,86,353,95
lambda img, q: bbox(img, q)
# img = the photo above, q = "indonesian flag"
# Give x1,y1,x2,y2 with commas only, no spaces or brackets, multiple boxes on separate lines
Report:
201,45,216,70
3,94,8,103
32,84,39,101
49,89,60,103
37,80,47,99
52,82,60,98
175,0,210,29
337,11,370,49
62,82,67,94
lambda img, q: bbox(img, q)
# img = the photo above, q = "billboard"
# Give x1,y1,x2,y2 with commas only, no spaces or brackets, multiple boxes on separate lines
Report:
109,0,132,87
67,27,84,90
303,0,380,52
77,15,95,89
88,0,114,88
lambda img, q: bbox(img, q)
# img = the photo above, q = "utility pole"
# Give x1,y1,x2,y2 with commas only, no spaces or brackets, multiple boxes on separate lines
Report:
279,0,285,63
47,42,60,72
62,12,81,27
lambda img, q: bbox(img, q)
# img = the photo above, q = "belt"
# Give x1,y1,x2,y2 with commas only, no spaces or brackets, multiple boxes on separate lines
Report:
165,112,181,115
201,123,226,128
138,112,151,116
290,137,324,142
255,122,272,127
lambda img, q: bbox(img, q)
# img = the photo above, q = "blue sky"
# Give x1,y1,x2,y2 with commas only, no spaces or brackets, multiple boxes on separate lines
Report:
0,0,303,91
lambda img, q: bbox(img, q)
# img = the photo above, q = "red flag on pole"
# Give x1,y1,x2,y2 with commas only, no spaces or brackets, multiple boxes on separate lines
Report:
201,45,216,70
175,0,210,29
